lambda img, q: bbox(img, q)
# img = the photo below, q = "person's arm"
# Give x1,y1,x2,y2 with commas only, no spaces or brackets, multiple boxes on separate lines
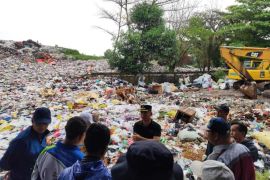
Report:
32,151,64,180
152,124,161,141
0,139,22,171
133,126,161,141
31,154,42,180
132,133,160,141
249,144,259,162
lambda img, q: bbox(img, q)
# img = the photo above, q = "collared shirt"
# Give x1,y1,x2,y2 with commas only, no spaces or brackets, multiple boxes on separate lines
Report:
0,126,49,180
207,143,255,180
133,120,161,139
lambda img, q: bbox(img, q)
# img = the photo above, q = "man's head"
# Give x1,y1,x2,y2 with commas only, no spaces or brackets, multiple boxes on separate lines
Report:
140,105,152,125
65,116,87,145
126,141,174,179
206,117,231,146
32,107,51,134
230,120,247,143
215,104,229,120
84,123,110,158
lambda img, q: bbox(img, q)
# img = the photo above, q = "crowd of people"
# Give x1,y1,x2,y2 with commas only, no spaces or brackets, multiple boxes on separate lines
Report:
0,104,258,180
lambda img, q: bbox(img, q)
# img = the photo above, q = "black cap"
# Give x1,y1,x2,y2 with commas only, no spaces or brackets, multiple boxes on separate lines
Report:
126,141,173,177
32,107,52,124
215,104,229,113
207,117,230,135
140,105,152,112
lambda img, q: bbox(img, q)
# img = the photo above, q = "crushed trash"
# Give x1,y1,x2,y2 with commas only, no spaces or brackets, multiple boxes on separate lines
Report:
0,39,270,177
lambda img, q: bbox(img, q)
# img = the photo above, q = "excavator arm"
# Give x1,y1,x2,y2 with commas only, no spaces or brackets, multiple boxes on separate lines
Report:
220,46,270,81
220,46,270,99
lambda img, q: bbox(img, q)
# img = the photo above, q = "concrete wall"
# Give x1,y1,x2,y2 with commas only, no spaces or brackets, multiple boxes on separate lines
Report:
90,72,212,85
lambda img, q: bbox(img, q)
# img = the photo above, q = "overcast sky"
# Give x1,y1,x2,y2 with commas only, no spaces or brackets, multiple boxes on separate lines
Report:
0,0,235,56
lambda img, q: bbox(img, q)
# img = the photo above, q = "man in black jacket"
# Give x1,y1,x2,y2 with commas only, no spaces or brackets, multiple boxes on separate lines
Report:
231,120,259,162
111,141,183,180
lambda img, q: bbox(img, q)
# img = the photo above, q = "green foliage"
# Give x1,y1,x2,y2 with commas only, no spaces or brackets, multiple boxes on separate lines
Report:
212,69,226,81
184,17,212,71
108,32,145,74
108,2,179,74
130,2,164,31
104,49,113,60
256,171,270,180
155,30,180,71
182,11,226,71
62,48,103,60
222,0,270,47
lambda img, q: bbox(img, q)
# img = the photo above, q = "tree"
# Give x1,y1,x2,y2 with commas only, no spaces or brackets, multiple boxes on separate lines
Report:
183,10,226,71
222,0,270,47
97,0,180,46
108,2,179,74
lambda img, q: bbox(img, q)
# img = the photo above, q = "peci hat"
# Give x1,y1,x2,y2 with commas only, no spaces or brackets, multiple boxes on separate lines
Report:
140,105,152,112
207,117,230,135
215,104,230,113
32,107,52,124
190,160,235,180
80,111,94,126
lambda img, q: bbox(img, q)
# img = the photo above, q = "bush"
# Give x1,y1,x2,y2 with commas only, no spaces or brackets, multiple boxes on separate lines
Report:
62,48,103,60
212,69,227,81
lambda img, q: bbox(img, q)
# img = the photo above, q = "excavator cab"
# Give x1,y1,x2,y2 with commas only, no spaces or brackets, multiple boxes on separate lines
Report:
220,46,270,99
244,60,261,69
227,60,265,80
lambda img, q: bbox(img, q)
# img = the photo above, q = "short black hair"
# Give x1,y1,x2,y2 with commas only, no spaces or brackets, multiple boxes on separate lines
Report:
84,123,110,157
65,116,87,140
231,120,248,136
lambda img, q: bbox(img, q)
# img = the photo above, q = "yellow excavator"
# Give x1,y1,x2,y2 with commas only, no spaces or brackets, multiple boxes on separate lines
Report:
220,46,270,99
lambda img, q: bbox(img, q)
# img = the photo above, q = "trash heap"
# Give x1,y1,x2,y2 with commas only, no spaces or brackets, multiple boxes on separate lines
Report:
1,40,270,177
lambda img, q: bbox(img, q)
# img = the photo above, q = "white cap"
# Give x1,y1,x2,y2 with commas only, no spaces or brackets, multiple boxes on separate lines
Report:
190,160,235,180
80,111,94,126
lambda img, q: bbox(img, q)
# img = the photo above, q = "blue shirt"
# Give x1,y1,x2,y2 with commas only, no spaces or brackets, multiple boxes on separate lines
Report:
59,157,111,180
0,126,49,180
31,141,84,180
47,141,84,167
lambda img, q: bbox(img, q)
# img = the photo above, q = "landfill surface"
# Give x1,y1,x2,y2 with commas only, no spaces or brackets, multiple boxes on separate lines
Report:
1,40,270,178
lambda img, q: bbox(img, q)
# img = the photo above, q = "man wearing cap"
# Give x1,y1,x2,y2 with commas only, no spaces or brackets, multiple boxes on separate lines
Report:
111,141,184,180
206,117,255,180
205,104,230,157
133,105,161,141
215,104,230,121
0,107,51,180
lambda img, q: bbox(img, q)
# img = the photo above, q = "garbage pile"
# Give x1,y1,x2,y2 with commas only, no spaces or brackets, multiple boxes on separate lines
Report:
1,40,270,178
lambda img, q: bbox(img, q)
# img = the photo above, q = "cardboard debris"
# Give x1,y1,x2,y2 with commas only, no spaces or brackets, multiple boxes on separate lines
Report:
174,108,196,123
151,84,163,94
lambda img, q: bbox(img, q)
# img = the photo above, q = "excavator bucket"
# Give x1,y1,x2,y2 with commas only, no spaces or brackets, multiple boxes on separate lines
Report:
239,82,257,99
